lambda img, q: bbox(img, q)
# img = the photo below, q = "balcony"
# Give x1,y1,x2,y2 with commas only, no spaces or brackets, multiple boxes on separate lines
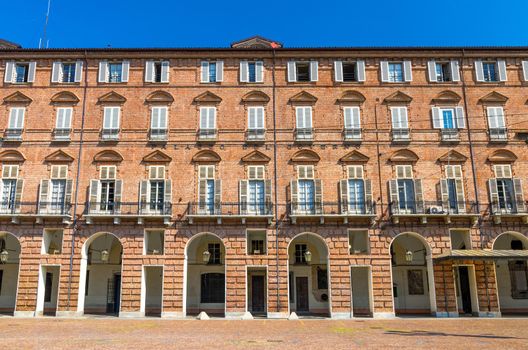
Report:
52,128,71,141
246,129,265,142
389,200,479,224
490,200,528,224
197,128,217,142
84,201,172,225
440,129,460,142
100,128,119,141
0,201,71,224
149,128,168,142
186,202,274,224
343,128,362,142
489,128,508,142
295,128,313,142
289,201,377,224
3,128,23,142
391,128,411,142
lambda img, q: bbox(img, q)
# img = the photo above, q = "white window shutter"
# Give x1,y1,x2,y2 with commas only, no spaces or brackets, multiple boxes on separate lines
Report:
4,61,14,83
474,60,484,82
431,107,442,128
98,60,108,82
403,60,412,82
216,60,224,82
309,60,318,81
427,60,437,82
334,60,343,82
380,60,389,82
199,108,207,129
255,61,264,82
450,60,460,82
455,107,466,128
200,61,209,82
497,60,507,81
287,61,296,82
27,61,37,83
351,107,361,128
160,61,170,83
74,60,83,82
121,60,130,82
51,62,63,83
240,60,249,82
145,60,154,82
356,60,366,82
522,61,528,82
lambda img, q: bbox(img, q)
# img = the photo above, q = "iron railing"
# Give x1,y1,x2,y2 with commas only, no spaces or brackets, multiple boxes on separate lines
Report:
85,201,172,216
391,128,411,142
343,128,362,141
198,129,217,141
3,128,23,141
489,128,508,142
187,202,273,216
100,128,119,141
295,128,313,141
289,201,376,216
490,200,528,215
440,129,460,142
0,201,71,215
246,129,266,141
149,129,168,141
53,128,71,141
389,200,478,215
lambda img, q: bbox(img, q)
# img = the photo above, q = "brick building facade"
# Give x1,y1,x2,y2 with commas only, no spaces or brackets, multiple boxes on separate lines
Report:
0,36,528,318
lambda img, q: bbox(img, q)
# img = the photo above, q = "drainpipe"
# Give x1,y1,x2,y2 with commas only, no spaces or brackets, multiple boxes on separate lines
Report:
374,99,384,222
66,50,89,310
460,49,491,315
271,48,281,314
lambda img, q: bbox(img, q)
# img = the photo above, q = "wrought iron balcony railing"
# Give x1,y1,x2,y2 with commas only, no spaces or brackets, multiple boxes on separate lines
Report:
149,128,168,142
0,201,71,216
490,200,528,215
389,200,478,215
391,128,411,142
489,128,508,142
343,128,362,141
246,129,266,141
52,128,71,141
440,129,460,142
198,128,217,141
295,128,314,141
187,202,273,216
85,201,172,216
3,128,23,141
100,128,119,141
289,201,376,216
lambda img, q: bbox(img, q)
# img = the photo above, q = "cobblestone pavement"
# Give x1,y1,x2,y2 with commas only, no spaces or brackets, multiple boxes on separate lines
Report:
2,317,527,349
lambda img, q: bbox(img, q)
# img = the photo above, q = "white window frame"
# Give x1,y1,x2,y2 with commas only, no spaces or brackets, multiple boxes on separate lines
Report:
390,107,409,130
103,106,120,130
8,107,25,130
248,106,265,130
150,106,168,130
55,107,73,130
199,106,216,130
295,106,313,129
343,106,361,129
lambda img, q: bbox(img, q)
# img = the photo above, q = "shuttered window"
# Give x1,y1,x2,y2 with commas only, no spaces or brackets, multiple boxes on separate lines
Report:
103,107,120,130
296,107,313,129
487,107,506,129
145,60,170,83
149,166,165,180
2,165,19,179
51,165,68,179
56,107,72,130
343,107,361,129
240,60,264,83
8,107,25,130
391,107,408,130
100,166,117,180
200,107,216,130
248,106,265,130
395,165,413,179
151,106,168,130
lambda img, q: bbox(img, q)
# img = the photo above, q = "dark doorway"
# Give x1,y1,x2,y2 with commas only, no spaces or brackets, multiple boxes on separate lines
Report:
295,276,309,313
106,274,121,315
251,275,265,313
458,267,472,314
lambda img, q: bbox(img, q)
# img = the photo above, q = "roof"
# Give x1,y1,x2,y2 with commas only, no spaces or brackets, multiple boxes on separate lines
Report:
434,249,528,261
0,39,21,49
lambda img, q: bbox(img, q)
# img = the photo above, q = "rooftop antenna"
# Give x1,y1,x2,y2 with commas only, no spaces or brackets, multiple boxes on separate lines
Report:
39,0,51,48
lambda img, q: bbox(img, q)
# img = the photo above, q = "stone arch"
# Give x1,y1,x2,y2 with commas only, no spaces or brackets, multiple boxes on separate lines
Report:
487,149,517,163
0,150,25,163
492,231,528,250
0,232,21,315
389,232,436,315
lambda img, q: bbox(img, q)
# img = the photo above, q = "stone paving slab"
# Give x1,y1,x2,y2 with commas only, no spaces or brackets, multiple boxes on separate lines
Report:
2,317,527,349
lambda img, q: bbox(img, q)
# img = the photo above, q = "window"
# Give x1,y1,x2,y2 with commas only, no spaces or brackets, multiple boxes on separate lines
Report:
248,166,265,214
317,267,328,289
247,229,266,255
146,166,166,212
432,107,465,132
150,106,168,135
475,60,506,82
7,107,25,131
296,165,315,214
487,107,507,141
295,107,313,140
198,165,216,214
442,165,465,214
0,165,19,213
450,229,471,250
390,107,409,141
334,60,366,82
393,165,416,213
287,61,318,82
347,168,365,214
4,61,36,84
15,63,29,83
55,107,72,136
49,165,68,213
200,273,225,303
509,261,528,299
145,61,169,83
248,106,265,131
109,63,123,83
42,229,63,255
207,243,221,264
343,106,361,140
98,60,129,83
348,230,369,254
240,61,263,83
295,244,307,264
102,107,120,138
52,61,82,83
342,62,357,81
435,62,451,82
144,230,164,255
201,61,223,83
490,164,520,214
388,63,403,82
199,107,216,139
90,165,119,212
482,62,497,82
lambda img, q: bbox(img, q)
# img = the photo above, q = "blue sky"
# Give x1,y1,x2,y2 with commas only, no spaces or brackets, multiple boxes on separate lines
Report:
2,0,528,48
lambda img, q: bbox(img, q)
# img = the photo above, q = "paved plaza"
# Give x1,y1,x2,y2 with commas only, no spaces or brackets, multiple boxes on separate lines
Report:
2,317,527,349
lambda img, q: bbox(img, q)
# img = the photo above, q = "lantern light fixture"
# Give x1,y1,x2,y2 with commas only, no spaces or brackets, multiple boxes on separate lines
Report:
202,249,211,263
304,250,312,263
0,249,8,264
405,250,413,263
100,249,110,263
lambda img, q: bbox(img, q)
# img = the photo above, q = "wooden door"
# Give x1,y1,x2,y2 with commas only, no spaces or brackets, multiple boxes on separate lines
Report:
251,275,265,313
295,277,309,312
